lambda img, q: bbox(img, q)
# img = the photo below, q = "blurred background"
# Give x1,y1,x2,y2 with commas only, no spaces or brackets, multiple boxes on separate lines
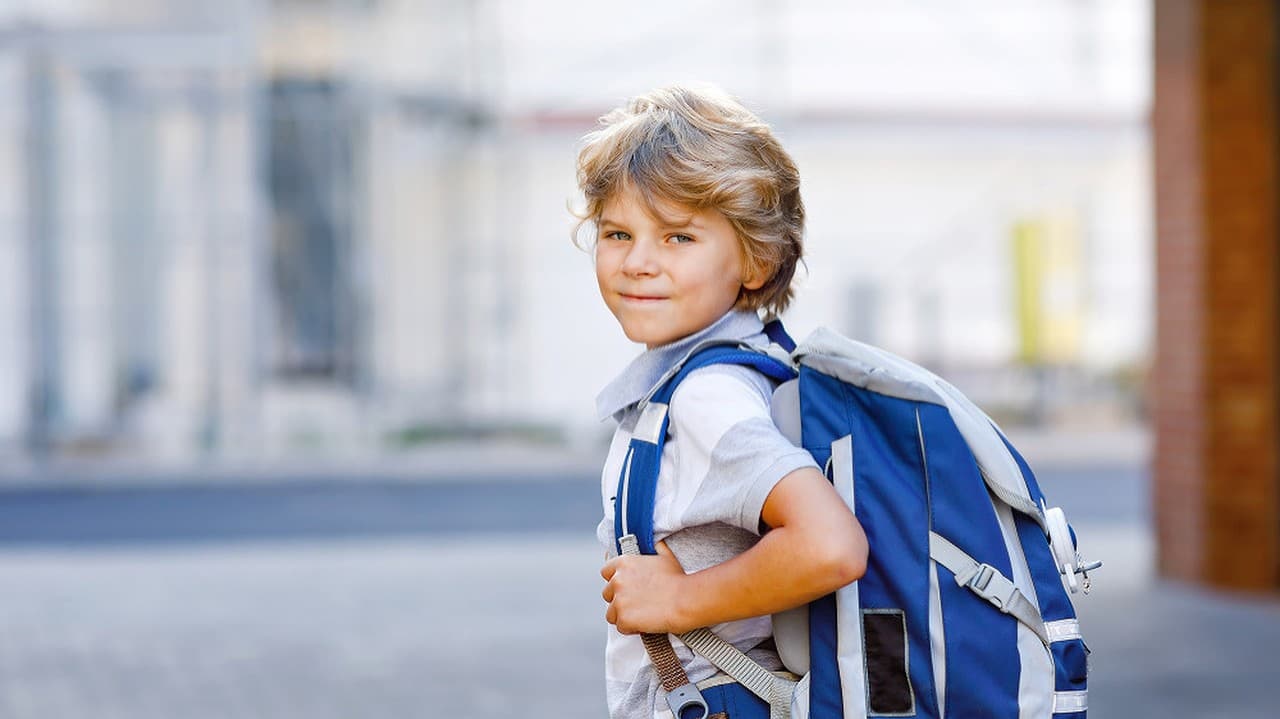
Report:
0,0,1150,459
0,1,1276,718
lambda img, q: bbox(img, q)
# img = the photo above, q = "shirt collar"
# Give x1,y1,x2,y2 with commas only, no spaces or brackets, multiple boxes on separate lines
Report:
595,309,768,422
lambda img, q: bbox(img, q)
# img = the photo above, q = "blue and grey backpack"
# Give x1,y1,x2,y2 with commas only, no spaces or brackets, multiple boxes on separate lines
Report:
613,322,1099,719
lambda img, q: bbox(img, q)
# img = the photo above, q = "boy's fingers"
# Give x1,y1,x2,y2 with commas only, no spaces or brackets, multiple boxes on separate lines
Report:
600,558,618,581
602,582,614,602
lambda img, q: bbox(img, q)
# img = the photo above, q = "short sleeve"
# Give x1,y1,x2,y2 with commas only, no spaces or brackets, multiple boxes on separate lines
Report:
660,365,820,536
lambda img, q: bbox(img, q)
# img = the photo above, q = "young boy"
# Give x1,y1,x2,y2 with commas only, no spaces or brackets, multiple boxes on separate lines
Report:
577,85,868,719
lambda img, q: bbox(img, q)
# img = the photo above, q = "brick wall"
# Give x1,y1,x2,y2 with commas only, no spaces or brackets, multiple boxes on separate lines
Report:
1154,0,1280,590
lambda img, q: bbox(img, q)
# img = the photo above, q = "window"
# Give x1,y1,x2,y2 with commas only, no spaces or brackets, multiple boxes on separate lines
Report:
267,77,360,381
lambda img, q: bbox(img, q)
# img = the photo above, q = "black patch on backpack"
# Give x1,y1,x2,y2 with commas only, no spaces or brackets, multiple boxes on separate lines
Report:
863,608,914,716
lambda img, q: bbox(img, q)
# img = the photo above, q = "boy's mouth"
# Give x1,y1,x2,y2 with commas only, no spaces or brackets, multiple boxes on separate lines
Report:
619,293,667,303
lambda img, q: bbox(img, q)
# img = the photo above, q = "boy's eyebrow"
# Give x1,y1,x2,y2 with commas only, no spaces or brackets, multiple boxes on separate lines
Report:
597,216,706,231
668,217,705,231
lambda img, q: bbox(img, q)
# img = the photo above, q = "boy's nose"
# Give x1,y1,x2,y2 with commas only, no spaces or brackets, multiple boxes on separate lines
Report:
619,240,659,276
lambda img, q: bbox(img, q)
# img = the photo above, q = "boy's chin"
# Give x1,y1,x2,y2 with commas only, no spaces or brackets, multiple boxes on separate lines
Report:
621,326,682,348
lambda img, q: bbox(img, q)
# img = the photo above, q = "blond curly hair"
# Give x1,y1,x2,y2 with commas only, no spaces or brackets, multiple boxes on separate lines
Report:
573,84,805,315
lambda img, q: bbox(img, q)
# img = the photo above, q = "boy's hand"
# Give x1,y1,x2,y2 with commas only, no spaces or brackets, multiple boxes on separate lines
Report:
601,541,691,635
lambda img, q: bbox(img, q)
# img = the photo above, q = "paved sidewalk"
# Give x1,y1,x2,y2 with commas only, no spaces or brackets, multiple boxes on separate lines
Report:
2,427,1275,718
0,523,1276,718
0,535,606,719
1069,524,1280,718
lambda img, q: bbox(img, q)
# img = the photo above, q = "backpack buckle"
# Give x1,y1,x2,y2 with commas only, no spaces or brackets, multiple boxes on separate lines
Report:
666,682,709,719
966,563,995,592
963,563,1019,610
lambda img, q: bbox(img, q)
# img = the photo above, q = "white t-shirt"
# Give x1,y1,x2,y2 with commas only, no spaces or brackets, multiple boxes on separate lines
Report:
594,310,818,719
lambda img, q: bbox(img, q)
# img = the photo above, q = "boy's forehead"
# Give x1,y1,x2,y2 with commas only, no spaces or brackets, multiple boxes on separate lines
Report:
601,186,702,227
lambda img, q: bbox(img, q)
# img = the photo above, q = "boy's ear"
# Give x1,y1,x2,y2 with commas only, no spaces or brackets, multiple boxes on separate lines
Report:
742,266,768,291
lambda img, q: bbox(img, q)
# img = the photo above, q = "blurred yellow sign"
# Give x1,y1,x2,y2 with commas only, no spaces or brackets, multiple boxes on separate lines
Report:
1012,214,1083,364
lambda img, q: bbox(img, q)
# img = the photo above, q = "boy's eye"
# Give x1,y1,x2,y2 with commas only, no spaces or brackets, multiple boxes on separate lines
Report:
668,234,694,244
603,230,631,241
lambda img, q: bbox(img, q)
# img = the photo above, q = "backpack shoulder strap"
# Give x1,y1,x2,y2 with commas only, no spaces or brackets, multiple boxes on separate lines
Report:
613,343,795,556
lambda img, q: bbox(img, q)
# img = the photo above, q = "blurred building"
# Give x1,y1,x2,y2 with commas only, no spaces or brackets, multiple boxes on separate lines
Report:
0,1,1152,460
1153,0,1279,592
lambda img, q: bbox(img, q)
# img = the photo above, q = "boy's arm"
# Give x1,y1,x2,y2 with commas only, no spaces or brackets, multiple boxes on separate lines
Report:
601,465,866,636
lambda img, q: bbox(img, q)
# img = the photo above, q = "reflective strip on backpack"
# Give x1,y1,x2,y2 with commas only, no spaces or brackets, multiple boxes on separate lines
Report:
1052,690,1088,713
1045,619,1082,644
829,434,869,719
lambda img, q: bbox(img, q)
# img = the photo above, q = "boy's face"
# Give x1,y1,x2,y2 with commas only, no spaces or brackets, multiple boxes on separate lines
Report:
595,186,763,349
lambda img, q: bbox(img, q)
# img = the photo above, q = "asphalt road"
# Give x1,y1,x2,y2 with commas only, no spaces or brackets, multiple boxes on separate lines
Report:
0,465,1142,546
0,476,601,545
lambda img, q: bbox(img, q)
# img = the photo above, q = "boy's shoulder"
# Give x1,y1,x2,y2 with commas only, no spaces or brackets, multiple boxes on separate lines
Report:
670,363,774,411
666,363,781,443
